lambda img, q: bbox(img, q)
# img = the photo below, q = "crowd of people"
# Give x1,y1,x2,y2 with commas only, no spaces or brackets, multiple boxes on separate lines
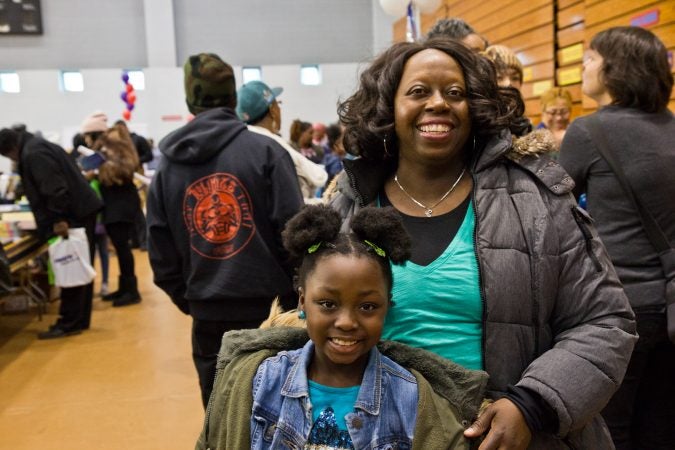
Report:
0,14,673,450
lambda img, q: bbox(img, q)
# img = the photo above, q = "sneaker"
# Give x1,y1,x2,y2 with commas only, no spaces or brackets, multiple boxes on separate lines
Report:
99,282,109,297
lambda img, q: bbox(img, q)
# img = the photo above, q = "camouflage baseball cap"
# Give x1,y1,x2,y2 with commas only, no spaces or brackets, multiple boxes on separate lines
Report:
184,53,237,115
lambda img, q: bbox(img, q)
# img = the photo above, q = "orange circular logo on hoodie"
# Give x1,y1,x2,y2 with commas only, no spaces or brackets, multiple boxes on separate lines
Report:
183,173,255,259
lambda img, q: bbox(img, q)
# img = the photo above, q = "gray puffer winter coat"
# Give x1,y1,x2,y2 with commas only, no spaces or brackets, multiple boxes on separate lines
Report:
327,130,637,449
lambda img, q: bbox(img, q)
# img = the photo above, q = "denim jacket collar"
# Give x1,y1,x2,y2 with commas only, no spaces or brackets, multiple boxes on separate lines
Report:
281,341,382,415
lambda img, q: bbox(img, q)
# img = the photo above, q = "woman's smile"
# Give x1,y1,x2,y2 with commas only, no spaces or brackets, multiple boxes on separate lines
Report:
417,120,455,141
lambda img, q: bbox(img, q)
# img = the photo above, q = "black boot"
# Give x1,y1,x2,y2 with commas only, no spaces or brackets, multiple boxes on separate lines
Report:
113,276,141,307
102,276,125,301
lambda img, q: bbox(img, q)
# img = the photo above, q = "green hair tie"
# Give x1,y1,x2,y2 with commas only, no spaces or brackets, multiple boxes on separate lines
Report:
363,240,386,258
307,242,322,254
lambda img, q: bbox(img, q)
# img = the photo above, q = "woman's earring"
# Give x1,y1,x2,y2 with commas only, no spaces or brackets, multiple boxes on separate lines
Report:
383,135,391,158
298,310,306,320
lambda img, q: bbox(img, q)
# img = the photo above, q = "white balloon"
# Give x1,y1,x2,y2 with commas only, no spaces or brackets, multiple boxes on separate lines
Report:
379,0,410,17
414,0,441,14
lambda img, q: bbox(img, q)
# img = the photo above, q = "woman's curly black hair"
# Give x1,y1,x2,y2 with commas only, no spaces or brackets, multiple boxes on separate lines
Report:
337,37,524,162
282,204,411,295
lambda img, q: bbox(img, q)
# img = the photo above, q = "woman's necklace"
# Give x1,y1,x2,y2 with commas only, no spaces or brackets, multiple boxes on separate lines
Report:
393,168,466,217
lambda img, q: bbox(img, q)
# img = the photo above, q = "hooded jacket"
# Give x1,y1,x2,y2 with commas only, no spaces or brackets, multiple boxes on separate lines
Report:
196,327,489,450
325,130,637,449
147,107,303,320
16,131,102,239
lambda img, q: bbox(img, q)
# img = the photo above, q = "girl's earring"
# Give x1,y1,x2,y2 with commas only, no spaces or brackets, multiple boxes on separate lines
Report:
298,310,306,320
383,135,391,158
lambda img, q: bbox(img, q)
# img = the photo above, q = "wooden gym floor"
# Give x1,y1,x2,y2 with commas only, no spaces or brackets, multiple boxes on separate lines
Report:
0,250,204,449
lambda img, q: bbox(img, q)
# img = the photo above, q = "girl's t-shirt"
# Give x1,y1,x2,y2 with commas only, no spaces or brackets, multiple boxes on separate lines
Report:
306,381,359,450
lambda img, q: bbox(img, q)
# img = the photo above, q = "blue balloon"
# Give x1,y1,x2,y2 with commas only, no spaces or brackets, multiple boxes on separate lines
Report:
120,92,128,102
121,72,129,83
127,103,135,111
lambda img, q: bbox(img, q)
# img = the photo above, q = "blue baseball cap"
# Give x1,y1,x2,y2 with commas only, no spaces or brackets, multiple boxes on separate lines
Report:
236,80,283,124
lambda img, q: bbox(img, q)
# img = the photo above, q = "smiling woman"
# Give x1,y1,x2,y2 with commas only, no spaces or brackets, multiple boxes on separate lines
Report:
325,37,637,449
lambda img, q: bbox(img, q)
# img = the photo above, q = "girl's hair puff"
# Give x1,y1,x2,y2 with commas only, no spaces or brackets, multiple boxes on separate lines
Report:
282,205,411,295
350,207,410,265
282,204,342,265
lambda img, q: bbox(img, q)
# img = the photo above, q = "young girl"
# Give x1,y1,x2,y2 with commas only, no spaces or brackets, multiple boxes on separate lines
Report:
197,205,487,450
252,204,414,449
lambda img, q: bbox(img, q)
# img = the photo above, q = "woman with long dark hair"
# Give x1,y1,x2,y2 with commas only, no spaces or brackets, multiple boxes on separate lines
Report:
92,123,143,307
559,26,675,449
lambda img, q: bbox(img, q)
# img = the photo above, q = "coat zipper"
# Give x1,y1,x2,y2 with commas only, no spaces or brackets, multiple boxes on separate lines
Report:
471,172,488,372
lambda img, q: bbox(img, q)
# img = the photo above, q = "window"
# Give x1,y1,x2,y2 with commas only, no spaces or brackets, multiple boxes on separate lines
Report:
0,72,21,93
242,66,262,84
60,71,84,92
126,70,145,90
300,65,321,86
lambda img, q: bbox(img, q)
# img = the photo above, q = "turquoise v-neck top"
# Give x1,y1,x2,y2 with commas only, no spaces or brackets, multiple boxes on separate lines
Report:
382,202,483,370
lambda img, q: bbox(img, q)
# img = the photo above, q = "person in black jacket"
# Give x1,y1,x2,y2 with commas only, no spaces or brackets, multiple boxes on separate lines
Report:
147,53,303,408
0,127,103,339
81,116,143,307
113,119,150,251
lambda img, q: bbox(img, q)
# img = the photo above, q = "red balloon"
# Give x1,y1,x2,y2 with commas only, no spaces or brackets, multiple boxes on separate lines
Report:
127,92,137,104
126,83,134,93
122,109,131,121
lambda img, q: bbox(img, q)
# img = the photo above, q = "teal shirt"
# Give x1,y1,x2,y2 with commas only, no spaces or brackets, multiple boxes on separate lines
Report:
382,202,484,370
307,381,359,449
308,381,359,428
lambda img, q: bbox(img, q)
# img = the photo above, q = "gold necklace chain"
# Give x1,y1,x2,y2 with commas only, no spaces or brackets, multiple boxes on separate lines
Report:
394,168,466,217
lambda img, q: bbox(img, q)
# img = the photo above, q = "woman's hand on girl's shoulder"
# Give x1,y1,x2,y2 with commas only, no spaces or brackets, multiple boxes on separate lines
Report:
463,398,531,450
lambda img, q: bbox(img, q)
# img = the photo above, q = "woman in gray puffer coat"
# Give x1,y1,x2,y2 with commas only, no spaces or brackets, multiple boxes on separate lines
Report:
325,37,637,449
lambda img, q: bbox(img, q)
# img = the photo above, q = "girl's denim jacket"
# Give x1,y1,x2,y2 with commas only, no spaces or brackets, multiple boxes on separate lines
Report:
251,341,418,450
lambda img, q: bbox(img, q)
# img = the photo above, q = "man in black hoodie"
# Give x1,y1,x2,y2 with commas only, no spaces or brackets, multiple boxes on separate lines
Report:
0,127,103,339
147,53,303,408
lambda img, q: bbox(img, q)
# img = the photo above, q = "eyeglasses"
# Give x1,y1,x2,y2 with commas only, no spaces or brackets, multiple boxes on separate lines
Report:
544,109,570,117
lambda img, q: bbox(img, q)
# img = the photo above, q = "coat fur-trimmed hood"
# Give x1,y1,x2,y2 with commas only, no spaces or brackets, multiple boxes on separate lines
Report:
506,129,557,161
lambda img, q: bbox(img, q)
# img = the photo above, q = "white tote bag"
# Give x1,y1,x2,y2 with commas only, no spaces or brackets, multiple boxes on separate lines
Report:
48,228,96,288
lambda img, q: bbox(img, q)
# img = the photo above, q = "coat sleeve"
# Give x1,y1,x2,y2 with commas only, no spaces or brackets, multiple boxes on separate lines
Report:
146,170,189,314
196,351,273,450
517,194,637,437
